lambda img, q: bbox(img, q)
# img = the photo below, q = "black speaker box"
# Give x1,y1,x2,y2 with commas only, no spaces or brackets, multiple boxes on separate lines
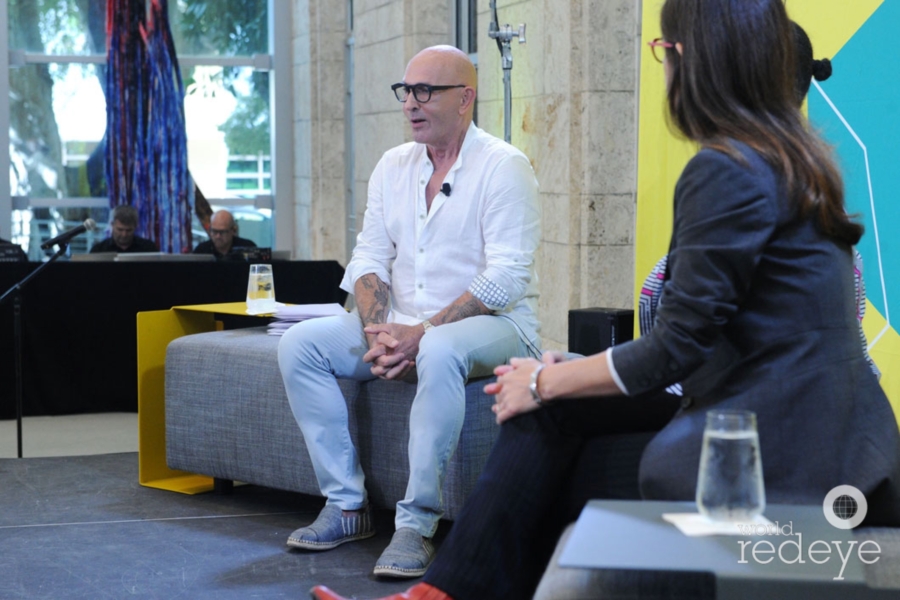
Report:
568,307,634,355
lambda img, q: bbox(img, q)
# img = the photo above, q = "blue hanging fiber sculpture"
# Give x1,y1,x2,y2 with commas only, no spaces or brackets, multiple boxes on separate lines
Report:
106,0,193,253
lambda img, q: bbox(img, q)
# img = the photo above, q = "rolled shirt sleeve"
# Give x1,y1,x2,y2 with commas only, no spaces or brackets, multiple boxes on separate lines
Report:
340,157,395,293
468,153,541,311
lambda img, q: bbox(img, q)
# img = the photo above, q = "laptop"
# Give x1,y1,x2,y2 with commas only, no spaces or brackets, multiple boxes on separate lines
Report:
0,243,28,263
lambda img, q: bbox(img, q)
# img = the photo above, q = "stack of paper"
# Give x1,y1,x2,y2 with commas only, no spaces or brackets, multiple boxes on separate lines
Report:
267,303,347,336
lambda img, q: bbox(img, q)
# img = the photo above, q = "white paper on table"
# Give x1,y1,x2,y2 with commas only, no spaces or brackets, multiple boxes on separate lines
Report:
662,512,774,537
272,303,346,321
246,301,286,316
266,321,296,335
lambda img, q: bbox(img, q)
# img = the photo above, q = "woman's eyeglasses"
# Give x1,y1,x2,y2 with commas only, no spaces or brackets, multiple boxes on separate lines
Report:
647,38,675,63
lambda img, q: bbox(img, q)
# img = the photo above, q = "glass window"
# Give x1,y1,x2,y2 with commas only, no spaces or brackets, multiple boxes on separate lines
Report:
8,0,107,55
193,204,272,250
10,63,107,199
5,1,281,256
456,0,477,54
168,0,268,57
184,64,270,199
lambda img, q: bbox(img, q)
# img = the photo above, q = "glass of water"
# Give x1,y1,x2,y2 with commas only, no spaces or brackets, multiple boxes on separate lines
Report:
696,409,766,522
246,263,277,314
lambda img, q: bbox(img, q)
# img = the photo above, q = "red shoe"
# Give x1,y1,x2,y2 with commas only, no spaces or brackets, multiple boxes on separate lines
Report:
309,582,453,600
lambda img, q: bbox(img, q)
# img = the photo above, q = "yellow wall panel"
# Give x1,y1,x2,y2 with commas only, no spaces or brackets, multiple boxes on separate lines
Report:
785,0,883,59
863,302,900,428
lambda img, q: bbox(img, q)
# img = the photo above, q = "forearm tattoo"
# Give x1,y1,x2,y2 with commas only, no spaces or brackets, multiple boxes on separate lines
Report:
358,274,390,325
436,295,490,325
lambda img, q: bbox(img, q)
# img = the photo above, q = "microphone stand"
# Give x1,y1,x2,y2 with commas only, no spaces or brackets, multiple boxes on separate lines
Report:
0,243,69,458
488,0,526,144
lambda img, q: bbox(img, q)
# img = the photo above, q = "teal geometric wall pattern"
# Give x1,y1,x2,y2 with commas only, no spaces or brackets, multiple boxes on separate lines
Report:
809,0,899,344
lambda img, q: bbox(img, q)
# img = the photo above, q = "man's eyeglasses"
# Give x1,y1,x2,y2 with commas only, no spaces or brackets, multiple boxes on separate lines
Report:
210,228,234,236
647,38,675,63
391,82,466,103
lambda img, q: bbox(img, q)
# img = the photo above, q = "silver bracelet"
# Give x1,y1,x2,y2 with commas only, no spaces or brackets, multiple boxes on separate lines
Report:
529,364,546,405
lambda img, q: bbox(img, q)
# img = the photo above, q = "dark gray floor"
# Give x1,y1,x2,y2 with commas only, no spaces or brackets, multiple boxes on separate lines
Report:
1,453,449,599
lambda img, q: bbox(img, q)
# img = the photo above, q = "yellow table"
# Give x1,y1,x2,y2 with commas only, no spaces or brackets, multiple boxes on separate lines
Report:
136,302,276,494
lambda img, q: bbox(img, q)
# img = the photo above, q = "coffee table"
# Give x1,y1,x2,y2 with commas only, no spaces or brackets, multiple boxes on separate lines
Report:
558,500,890,599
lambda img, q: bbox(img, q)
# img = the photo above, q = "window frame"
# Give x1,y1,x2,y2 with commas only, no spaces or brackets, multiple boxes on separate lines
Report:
0,1,292,253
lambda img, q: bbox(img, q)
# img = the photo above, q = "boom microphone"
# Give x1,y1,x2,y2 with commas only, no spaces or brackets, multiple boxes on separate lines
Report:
41,219,98,250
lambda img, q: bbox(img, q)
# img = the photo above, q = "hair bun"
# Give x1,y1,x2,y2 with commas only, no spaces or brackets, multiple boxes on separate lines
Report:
812,58,833,82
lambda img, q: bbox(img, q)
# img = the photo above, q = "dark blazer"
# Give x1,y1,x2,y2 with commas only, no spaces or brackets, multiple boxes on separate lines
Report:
613,142,900,524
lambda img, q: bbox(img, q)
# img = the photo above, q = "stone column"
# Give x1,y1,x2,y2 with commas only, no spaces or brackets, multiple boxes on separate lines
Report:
293,0,349,261
294,0,453,264
476,0,640,350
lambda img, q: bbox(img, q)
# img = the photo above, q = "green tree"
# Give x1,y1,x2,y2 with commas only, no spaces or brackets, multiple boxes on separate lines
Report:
176,0,270,156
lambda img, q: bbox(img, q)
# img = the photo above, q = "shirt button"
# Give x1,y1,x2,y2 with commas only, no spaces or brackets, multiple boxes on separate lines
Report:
419,248,424,254
418,284,424,289
419,214,425,220
681,396,693,409
420,180,425,185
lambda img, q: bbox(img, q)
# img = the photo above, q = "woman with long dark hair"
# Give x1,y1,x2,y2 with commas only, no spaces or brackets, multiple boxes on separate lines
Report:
311,1,900,598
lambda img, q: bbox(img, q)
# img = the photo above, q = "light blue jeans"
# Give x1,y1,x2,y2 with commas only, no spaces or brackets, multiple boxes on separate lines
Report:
277,310,536,537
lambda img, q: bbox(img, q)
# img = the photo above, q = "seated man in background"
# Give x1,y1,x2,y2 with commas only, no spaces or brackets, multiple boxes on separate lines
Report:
89,205,158,253
192,209,256,260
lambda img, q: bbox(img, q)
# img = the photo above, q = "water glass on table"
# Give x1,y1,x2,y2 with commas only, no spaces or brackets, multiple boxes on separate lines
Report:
246,264,277,314
696,409,766,522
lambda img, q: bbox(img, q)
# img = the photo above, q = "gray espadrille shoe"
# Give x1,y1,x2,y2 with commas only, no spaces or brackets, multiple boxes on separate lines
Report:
287,504,375,551
372,527,435,578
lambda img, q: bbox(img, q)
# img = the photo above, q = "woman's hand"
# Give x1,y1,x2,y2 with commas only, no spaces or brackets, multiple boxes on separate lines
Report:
485,357,545,425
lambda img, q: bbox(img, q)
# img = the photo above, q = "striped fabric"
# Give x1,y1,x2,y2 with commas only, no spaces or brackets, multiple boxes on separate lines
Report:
342,508,373,537
639,255,682,396
854,250,881,379
638,256,668,338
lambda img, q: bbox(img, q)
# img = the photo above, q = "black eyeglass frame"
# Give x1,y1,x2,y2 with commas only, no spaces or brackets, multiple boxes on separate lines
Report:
391,82,466,103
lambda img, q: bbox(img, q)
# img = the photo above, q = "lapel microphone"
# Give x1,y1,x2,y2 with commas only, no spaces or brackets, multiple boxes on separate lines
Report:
441,183,452,197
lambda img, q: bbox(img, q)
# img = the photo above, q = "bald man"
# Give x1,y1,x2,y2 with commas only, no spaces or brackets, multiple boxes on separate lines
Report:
278,46,541,577
192,210,256,260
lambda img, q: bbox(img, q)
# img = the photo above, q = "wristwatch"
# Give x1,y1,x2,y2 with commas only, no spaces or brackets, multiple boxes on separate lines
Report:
529,364,546,405
421,320,435,333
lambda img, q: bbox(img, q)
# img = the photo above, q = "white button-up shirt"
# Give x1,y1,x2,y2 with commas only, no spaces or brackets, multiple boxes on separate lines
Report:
341,123,541,349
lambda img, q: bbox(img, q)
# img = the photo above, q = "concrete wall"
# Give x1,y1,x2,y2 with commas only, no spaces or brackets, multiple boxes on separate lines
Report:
293,0,351,262
292,0,641,350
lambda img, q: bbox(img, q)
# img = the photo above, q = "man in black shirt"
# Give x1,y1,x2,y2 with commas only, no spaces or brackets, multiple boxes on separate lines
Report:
90,205,159,253
192,210,256,260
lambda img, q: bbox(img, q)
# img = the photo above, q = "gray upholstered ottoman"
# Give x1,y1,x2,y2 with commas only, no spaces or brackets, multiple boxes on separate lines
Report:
164,327,498,520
